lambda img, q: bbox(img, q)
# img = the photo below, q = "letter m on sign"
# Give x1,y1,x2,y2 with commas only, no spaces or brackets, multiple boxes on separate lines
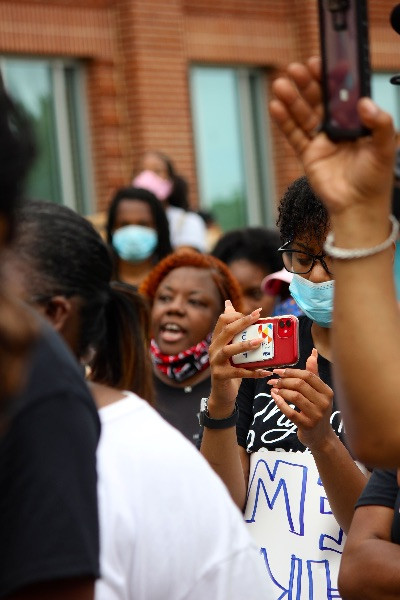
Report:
245,457,308,536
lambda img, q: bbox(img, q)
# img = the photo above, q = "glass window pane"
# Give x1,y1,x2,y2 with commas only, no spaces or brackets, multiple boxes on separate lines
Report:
3,59,62,204
372,73,400,130
190,67,247,230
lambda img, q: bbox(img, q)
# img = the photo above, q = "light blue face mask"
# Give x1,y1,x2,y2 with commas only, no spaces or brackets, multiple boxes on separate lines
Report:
289,274,335,328
112,225,158,263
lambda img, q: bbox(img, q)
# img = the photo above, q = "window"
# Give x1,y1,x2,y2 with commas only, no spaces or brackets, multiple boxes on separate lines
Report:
190,66,273,231
372,72,400,130
1,57,93,214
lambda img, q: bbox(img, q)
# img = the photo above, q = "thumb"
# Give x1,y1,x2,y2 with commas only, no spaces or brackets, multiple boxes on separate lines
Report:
306,347,319,376
358,98,396,163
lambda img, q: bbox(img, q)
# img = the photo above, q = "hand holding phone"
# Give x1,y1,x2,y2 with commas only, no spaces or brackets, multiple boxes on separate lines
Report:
318,0,371,141
230,316,299,370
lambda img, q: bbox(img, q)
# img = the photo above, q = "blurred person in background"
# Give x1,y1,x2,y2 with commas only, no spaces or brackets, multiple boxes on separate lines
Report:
9,201,273,600
0,85,100,598
139,249,243,445
133,151,207,252
211,226,283,317
106,186,172,288
196,209,223,252
261,267,303,317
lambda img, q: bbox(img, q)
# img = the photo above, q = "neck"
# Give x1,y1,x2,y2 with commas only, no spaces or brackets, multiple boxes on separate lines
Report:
153,365,211,388
88,381,125,409
310,321,332,362
117,257,154,287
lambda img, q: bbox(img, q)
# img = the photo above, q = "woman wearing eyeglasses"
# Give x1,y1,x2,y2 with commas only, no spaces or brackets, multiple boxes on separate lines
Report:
200,176,368,599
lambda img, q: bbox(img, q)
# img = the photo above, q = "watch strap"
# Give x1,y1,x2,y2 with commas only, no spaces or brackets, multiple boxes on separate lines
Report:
199,398,239,430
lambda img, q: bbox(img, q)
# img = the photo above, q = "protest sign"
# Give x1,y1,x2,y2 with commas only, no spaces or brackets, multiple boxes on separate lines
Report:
244,449,344,600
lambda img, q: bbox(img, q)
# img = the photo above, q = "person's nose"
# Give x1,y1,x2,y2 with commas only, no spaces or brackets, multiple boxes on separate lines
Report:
308,260,332,284
166,296,186,315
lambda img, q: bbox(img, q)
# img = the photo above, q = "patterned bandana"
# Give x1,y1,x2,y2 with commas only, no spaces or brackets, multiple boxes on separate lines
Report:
150,334,212,383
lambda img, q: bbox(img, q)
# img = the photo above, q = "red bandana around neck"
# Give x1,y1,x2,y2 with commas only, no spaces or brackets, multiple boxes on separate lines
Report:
150,334,212,383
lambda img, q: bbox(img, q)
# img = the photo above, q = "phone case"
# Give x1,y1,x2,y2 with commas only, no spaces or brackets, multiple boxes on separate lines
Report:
318,0,371,141
230,316,299,370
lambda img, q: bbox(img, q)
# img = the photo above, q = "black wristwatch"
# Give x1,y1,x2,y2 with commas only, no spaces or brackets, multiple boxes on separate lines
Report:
199,397,239,429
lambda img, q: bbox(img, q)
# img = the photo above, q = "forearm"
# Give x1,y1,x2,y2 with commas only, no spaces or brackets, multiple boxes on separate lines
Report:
311,432,368,534
200,397,247,510
339,538,400,600
331,211,400,465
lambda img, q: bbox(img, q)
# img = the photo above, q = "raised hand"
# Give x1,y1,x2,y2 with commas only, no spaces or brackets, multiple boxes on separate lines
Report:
208,300,271,417
269,57,396,223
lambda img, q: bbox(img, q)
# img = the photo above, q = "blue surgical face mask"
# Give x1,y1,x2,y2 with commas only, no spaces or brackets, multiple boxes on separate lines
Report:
289,274,335,328
112,225,158,262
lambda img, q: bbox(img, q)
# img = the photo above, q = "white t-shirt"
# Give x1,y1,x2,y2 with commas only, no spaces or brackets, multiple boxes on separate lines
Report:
95,392,273,600
166,206,207,252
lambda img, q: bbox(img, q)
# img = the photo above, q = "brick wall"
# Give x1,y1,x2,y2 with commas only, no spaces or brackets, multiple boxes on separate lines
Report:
0,0,400,217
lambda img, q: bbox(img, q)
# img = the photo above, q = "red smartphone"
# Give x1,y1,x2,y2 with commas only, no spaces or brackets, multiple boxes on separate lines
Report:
230,316,299,370
318,0,371,141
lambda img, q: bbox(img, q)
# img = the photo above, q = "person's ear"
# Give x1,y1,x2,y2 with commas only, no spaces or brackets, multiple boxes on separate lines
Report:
43,295,72,333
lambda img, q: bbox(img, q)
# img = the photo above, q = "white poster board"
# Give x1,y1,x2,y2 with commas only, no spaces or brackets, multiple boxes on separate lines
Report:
244,449,345,600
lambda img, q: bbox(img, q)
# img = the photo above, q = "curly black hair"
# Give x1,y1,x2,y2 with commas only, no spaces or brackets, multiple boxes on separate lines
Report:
211,227,283,274
277,176,330,247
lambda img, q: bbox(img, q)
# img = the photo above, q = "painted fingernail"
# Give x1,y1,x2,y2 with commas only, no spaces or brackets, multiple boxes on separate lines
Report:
273,369,285,375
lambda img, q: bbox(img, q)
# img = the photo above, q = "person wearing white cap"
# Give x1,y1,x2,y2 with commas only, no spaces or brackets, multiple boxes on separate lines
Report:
261,267,303,317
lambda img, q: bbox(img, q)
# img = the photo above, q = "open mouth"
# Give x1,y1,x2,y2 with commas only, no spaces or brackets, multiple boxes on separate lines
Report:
159,322,186,344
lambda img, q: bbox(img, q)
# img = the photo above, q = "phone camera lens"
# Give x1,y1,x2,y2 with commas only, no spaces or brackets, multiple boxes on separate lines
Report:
279,320,285,328
286,319,292,327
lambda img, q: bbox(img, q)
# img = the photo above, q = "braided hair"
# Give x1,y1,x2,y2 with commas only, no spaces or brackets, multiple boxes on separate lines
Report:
12,200,154,403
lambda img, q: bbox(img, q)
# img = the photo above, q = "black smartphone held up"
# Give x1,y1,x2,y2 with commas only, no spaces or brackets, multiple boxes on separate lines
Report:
318,0,371,141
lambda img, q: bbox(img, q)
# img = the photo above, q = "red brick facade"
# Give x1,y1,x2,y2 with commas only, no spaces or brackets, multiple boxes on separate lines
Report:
1,0,400,215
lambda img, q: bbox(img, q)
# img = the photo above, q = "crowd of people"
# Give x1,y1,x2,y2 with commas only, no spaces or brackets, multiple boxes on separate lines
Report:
3,7,400,599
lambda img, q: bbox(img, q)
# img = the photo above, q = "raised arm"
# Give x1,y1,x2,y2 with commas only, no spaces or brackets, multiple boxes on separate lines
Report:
269,58,400,466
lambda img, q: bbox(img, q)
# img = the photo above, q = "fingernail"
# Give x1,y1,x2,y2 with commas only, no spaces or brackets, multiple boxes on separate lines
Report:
225,300,232,307
250,338,263,346
268,379,278,386
250,307,262,317
273,369,285,375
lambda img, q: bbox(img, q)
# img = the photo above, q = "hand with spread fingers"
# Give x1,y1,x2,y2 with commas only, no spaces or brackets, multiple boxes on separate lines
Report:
208,300,271,416
268,348,335,452
269,57,396,223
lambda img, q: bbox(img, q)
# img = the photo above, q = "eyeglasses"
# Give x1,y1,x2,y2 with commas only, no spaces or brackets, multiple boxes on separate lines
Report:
278,242,334,275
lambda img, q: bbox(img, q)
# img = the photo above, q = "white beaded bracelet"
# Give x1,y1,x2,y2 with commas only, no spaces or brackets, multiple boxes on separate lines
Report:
323,215,399,260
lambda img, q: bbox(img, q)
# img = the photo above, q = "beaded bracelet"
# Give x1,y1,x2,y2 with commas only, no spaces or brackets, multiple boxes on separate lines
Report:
323,215,399,260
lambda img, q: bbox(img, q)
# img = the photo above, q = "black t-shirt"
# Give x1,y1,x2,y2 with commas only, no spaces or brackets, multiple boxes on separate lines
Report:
356,468,400,544
237,316,344,453
0,323,101,597
154,374,211,445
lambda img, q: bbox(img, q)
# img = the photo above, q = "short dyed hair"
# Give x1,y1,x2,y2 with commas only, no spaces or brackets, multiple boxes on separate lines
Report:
139,249,243,313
